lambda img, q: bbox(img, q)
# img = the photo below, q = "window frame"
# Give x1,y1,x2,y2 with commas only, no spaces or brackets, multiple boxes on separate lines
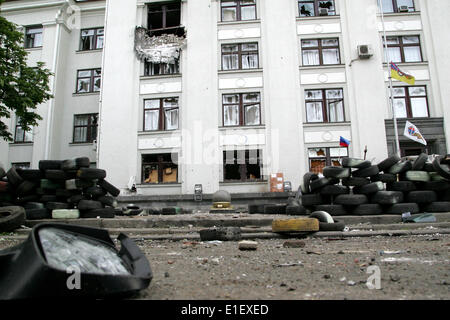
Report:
222,92,261,127
221,42,259,71
141,153,179,184
220,0,257,22
24,25,43,49
305,88,345,123
392,85,429,119
308,147,348,175
147,2,182,35
75,68,102,94
379,0,416,13
144,60,180,76
14,117,33,143
72,113,98,144
223,149,264,182
301,38,341,66
79,27,104,51
298,0,337,17
143,97,180,132
384,35,423,63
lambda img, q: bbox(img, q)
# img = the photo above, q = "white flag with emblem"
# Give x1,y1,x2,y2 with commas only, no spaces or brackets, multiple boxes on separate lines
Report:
404,121,427,146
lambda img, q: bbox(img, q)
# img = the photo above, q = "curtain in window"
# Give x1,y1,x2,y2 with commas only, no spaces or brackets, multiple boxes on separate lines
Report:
410,98,428,117
385,47,402,63
242,53,258,69
241,6,256,20
393,98,407,118
244,105,260,125
306,102,324,122
322,48,339,64
96,29,104,49
403,47,421,62
223,54,239,70
145,110,159,131
379,0,394,12
302,50,320,65
81,30,94,50
327,101,344,122
165,109,179,130
224,105,239,126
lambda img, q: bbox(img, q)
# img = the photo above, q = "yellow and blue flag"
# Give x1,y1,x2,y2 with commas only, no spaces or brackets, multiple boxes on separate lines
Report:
390,62,415,85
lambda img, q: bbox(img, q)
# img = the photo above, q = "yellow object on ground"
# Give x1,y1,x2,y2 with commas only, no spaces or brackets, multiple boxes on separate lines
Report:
272,218,319,233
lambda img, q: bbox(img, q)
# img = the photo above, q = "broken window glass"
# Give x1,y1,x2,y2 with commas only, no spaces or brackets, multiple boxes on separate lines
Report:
25,26,43,48
147,2,181,35
73,114,98,143
299,0,335,17
223,93,260,126
142,153,178,184
306,102,324,123
164,98,179,130
224,105,240,126
223,149,263,182
221,0,256,22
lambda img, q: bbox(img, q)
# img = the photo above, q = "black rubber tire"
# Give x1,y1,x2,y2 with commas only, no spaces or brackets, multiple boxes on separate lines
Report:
76,157,91,168
16,181,37,196
81,207,115,219
161,207,183,215
407,191,437,204
403,171,430,182
84,186,107,198
15,195,39,204
25,208,51,220
421,181,450,192
318,220,345,232
302,173,319,194
67,194,86,204
423,162,436,173
422,202,450,213
371,191,404,205
351,204,384,216
432,156,450,180
353,182,385,195
314,204,347,216
65,179,95,190
61,159,77,171
352,165,380,178
429,172,447,182
310,177,338,192
22,202,45,209
342,177,370,187
6,167,23,186
0,206,25,232
412,153,428,171
285,205,307,215
248,204,265,214
16,169,42,181
301,194,324,206
438,189,450,201
387,181,417,192
264,204,287,215
98,179,120,197
309,210,334,223
0,181,10,193
371,174,397,184
323,167,351,179
147,208,161,215
40,179,64,190
39,160,63,171
45,170,68,180
46,202,70,210
383,203,419,215
342,158,372,169
0,167,5,179
389,161,412,175
334,194,368,206
97,195,118,208
77,199,103,211
319,185,349,196
377,155,401,172
55,189,78,199
77,168,106,180
39,195,58,203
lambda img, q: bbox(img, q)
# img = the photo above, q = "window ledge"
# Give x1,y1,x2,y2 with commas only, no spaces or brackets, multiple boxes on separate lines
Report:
219,125,265,131
220,181,267,186
303,122,351,128
217,19,261,26
69,142,94,146
377,11,421,17
218,68,263,75
140,74,182,80
24,46,43,51
299,64,346,70
138,130,181,136
296,15,340,21
76,49,103,54
72,92,101,97
382,61,428,67
9,142,33,146
136,183,181,188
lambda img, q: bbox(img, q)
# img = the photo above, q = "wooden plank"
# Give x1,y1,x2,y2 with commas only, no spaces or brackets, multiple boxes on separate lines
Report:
272,218,319,232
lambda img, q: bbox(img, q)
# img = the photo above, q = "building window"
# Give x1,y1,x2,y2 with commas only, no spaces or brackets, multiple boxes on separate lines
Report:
144,98,179,131
76,69,101,93
384,36,422,63
223,149,263,182
221,0,257,22
142,153,178,184
12,163,30,169
73,114,98,143
392,86,429,118
79,28,104,51
379,0,415,13
144,61,180,76
308,147,348,174
14,118,33,143
305,89,344,123
25,26,43,48
301,38,340,66
147,2,182,36
223,93,261,127
222,43,259,70
299,0,336,17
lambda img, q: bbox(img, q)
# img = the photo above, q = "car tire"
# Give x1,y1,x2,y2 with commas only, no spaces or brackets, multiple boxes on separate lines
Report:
387,181,417,192
16,181,37,196
371,174,397,184
302,173,319,194
264,204,287,215
81,208,115,219
310,177,338,192
39,160,63,171
6,167,23,186
25,208,51,220
422,202,450,213
323,167,351,179
46,202,70,210
351,204,384,216
421,181,450,192
334,194,369,206
412,153,428,171
0,206,25,232
98,179,120,197
433,156,450,180
77,168,106,180
353,181,385,195
39,195,58,203
84,186,107,199
161,207,182,215
45,170,68,180
285,205,307,215
97,195,118,208
342,158,372,169
16,169,42,181
314,204,347,216
389,161,413,175
319,185,350,196
318,220,346,232
77,199,103,211
301,194,324,206
248,204,265,214
383,203,420,215
309,210,334,223
0,167,5,179
407,190,437,204
352,165,380,178
403,171,430,183
377,155,401,172
342,177,371,187
371,191,404,205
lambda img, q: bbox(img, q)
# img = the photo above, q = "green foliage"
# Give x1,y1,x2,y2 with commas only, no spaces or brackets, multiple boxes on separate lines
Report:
0,1,53,141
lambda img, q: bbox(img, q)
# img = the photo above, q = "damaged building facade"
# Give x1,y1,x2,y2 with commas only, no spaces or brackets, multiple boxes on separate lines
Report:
1,0,449,196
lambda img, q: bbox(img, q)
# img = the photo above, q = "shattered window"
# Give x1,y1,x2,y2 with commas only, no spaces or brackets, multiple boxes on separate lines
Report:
80,28,104,51
378,0,415,13
223,93,261,127
383,36,422,63
302,38,340,66
309,147,348,175
223,150,263,182
144,98,179,131
305,89,344,123
221,0,256,22
144,61,180,76
76,68,101,93
25,25,43,48
391,86,428,118
14,117,33,143
299,0,336,17
142,153,178,184
222,43,258,70
73,114,98,143
147,2,182,36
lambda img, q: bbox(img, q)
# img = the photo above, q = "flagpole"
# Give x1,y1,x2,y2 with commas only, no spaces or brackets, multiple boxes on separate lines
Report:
380,0,401,158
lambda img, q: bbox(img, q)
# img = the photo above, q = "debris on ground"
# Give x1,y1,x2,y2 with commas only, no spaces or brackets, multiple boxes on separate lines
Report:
238,240,258,251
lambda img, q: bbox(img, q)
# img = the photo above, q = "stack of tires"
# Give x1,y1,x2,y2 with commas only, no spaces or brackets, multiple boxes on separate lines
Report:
301,154,450,216
0,157,121,220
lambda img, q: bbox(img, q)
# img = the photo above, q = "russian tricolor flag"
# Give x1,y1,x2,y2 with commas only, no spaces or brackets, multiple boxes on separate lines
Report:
340,136,350,147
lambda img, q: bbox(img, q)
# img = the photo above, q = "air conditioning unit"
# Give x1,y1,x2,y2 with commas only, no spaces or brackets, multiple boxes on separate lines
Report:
398,5,409,12
357,45,373,59
319,8,329,16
